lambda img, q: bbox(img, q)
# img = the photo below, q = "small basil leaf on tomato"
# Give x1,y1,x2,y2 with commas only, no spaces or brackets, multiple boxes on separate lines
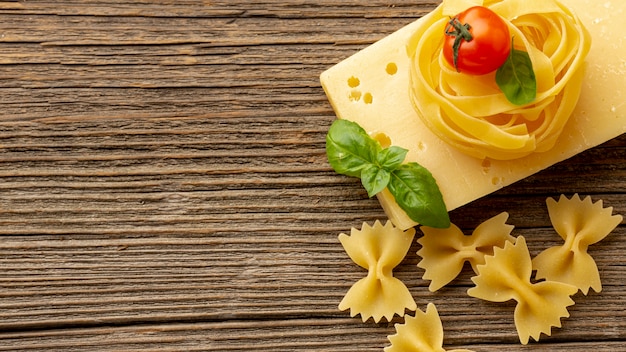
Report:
388,163,450,228
361,164,391,198
496,46,537,105
326,119,380,177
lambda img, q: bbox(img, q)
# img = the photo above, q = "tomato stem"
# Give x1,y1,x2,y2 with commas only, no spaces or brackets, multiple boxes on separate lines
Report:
445,17,473,72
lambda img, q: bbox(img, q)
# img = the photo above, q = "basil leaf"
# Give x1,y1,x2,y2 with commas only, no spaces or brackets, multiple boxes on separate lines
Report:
361,164,391,198
496,47,537,106
388,163,450,228
326,119,450,224
376,146,408,170
325,119,380,177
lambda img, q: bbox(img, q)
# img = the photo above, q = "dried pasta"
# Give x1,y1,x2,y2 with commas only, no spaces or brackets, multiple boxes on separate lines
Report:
385,303,475,352
407,0,591,160
338,220,416,322
532,194,623,294
418,212,514,291
468,236,578,344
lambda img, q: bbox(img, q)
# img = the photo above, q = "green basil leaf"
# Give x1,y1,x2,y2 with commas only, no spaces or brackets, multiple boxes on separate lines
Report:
325,119,380,177
326,119,450,220
361,164,391,198
376,146,408,171
496,47,537,106
388,163,450,228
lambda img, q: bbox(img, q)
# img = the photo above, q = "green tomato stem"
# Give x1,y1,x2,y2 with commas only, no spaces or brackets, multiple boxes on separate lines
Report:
445,17,473,72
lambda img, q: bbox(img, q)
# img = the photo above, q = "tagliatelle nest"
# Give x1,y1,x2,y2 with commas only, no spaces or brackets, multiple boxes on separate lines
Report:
408,0,591,160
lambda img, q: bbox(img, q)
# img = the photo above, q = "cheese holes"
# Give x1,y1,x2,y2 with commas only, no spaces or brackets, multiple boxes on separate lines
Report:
386,62,398,75
491,177,504,186
346,75,372,104
371,132,391,148
349,90,362,102
481,159,491,174
363,92,373,104
348,76,360,88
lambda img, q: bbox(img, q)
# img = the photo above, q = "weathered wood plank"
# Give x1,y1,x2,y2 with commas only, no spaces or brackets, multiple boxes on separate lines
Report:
0,0,623,351
0,223,624,341
0,319,624,352
0,0,438,18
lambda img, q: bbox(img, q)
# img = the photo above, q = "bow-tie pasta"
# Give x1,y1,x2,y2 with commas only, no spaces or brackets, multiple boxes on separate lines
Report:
468,236,578,344
418,212,514,291
338,220,416,322
407,0,591,160
385,303,474,352
533,194,623,294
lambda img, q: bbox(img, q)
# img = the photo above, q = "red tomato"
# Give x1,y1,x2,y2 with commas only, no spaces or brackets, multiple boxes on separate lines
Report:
442,6,511,75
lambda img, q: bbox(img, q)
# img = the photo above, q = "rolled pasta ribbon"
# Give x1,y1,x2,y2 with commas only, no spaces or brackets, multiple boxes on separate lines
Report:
407,0,591,160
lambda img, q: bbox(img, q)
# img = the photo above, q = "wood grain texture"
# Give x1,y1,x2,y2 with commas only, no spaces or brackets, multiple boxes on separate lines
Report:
0,1,624,351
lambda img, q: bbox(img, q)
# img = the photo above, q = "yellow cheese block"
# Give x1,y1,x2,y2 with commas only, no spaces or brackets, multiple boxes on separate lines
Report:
320,0,626,230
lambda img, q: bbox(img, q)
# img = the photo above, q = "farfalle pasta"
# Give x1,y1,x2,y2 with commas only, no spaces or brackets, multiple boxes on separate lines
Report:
407,0,591,160
533,194,623,294
468,236,578,344
338,220,417,322
418,212,514,291
385,303,474,352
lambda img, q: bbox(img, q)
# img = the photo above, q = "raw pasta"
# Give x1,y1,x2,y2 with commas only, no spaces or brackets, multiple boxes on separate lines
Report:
468,236,578,344
338,220,416,322
407,0,591,160
418,212,514,291
385,303,475,352
533,194,623,294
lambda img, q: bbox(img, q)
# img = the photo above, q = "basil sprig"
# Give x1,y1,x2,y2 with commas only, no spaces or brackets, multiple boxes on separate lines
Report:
496,42,537,105
326,119,450,228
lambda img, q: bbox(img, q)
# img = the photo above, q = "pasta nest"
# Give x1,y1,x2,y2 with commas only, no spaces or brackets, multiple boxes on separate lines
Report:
407,0,591,160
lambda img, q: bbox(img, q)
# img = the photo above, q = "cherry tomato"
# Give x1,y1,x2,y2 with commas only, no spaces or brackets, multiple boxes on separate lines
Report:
443,6,511,75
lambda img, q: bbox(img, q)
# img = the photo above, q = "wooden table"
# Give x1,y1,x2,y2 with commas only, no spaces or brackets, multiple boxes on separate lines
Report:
0,1,623,351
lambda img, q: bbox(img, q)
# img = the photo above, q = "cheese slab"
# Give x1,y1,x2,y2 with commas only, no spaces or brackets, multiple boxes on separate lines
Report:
321,0,625,230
